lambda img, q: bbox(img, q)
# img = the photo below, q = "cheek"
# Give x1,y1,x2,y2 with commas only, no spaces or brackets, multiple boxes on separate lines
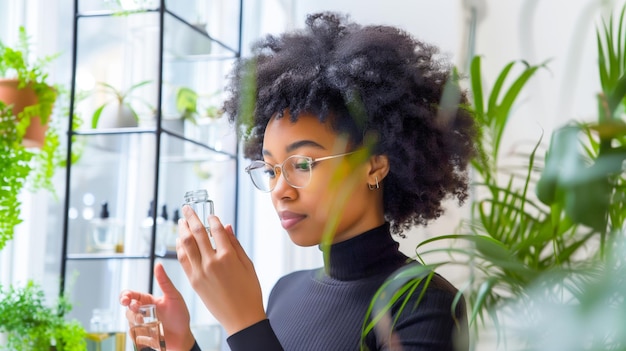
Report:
309,187,332,221
308,172,365,221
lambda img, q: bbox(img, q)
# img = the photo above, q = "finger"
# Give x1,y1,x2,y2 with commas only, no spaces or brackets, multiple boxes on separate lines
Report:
223,223,249,264
182,205,214,256
125,308,136,327
119,289,154,309
207,215,228,251
176,231,197,282
178,210,204,268
126,306,149,326
154,262,182,300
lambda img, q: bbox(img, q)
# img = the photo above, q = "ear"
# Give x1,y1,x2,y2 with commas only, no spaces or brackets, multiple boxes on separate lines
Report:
367,154,390,187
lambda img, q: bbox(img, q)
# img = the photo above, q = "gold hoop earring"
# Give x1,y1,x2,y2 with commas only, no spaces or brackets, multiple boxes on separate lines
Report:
368,176,380,190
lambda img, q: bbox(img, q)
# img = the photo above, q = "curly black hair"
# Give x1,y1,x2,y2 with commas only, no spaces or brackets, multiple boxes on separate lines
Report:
224,12,478,235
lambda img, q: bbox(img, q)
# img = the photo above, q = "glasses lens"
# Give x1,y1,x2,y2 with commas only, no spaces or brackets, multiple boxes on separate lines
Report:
247,161,274,192
283,156,312,188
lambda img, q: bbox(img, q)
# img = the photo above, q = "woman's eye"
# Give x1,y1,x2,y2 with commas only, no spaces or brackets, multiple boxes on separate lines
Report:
293,159,312,171
263,167,276,178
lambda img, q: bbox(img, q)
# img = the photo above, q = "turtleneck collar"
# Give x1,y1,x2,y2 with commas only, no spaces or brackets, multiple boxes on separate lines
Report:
321,222,409,281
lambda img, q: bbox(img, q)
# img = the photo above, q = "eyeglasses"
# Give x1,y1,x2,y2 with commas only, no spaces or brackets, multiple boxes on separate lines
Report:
245,151,357,192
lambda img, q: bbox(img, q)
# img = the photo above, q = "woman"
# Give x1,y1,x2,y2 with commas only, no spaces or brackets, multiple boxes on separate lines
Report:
120,12,477,351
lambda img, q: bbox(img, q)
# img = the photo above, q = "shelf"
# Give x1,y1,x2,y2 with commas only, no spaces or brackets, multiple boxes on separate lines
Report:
60,0,242,339
70,127,236,161
67,251,177,260
75,5,240,58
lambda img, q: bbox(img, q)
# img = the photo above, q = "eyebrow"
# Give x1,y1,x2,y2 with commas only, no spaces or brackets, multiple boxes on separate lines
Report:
262,140,326,156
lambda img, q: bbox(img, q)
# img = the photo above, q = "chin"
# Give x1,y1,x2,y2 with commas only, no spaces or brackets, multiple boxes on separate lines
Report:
286,231,320,247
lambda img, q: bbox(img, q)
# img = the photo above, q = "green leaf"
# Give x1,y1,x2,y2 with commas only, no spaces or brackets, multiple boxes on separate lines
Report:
91,103,106,129
564,175,610,231
470,278,496,325
486,61,516,116
470,56,485,120
536,126,579,205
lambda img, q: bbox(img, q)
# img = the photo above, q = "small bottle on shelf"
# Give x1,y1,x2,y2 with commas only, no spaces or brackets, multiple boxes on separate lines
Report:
86,308,126,351
155,204,169,256
140,201,169,256
165,208,180,252
89,202,124,253
140,201,155,255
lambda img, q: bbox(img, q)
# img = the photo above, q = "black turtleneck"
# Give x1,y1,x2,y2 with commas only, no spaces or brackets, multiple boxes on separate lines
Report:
224,223,468,351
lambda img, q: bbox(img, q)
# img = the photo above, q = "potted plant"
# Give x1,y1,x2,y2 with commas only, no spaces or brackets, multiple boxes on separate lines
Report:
175,85,226,150
175,86,224,124
0,281,86,350
0,26,62,251
364,4,626,350
90,80,152,129
0,26,58,147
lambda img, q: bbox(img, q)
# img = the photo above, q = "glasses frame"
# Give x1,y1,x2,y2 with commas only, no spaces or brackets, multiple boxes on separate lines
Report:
245,151,357,192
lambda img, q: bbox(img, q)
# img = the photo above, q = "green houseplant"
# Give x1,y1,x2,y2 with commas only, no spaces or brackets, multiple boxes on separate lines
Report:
90,79,152,129
175,86,224,124
0,27,86,351
0,27,58,138
0,26,61,251
175,85,227,154
0,281,86,351
363,4,626,351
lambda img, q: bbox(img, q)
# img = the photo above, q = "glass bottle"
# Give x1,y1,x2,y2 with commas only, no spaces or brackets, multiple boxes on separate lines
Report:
90,202,123,253
129,304,166,351
183,189,214,235
86,309,125,351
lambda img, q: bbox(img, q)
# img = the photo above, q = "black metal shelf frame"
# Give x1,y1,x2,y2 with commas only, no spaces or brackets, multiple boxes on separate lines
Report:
60,0,243,298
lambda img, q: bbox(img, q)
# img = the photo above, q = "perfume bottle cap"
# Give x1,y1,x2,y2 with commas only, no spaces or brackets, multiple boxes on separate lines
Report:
100,202,110,219
146,200,156,217
160,204,168,220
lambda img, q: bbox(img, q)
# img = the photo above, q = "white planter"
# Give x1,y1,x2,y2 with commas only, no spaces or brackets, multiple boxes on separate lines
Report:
98,104,138,128
95,104,138,152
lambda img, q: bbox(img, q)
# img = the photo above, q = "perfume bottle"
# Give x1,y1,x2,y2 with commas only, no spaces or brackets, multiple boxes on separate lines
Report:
183,189,214,235
155,204,168,255
90,202,124,253
140,202,169,255
129,304,166,351
165,209,180,252
140,201,155,254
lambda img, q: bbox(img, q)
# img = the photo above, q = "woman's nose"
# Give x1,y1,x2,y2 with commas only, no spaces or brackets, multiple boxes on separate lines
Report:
271,167,296,198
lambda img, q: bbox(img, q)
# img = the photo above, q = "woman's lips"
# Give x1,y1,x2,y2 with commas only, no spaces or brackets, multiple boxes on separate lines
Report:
278,211,306,230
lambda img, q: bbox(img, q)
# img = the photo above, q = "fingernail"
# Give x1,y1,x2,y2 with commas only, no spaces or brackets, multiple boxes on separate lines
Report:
181,205,192,217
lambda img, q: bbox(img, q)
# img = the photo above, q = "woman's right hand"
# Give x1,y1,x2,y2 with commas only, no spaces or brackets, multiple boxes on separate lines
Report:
119,262,196,351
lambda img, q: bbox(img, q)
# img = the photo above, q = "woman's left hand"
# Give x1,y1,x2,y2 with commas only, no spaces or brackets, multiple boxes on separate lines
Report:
177,205,267,335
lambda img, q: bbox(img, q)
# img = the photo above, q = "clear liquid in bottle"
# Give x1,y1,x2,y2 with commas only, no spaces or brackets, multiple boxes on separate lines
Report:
129,304,166,351
129,320,166,351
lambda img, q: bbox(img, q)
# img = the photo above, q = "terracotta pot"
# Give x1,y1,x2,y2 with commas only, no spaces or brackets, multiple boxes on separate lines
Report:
0,78,49,148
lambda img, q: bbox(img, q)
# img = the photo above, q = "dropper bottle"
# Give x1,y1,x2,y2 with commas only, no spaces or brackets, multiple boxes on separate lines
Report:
90,201,122,253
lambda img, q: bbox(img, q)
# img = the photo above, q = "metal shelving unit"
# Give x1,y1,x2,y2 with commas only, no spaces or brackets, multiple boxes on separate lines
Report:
59,0,243,340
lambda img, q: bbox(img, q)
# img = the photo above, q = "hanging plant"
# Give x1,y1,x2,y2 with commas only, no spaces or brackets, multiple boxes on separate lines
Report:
0,26,62,251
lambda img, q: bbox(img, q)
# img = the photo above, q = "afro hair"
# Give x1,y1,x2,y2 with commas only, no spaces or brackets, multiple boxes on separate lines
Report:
224,12,478,235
